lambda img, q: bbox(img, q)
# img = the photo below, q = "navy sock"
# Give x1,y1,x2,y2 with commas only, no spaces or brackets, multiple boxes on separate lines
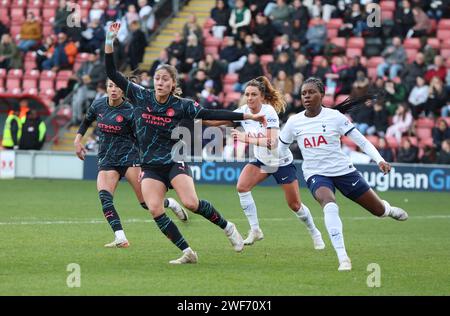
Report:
154,213,188,250
99,190,123,232
196,200,228,229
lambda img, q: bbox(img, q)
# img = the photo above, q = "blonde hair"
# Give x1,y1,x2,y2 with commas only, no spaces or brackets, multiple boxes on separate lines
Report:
244,76,286,113
155,64,183,96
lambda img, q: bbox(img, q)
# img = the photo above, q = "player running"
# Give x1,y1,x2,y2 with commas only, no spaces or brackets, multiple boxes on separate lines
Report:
104,22,267,264
207,76,325,249
274,77,408,271
74,79,188,249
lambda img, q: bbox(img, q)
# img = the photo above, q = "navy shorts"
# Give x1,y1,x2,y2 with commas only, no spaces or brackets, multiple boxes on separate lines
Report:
99,166,131,179
306,170,371,201
249,160,298,184
142,162,192,190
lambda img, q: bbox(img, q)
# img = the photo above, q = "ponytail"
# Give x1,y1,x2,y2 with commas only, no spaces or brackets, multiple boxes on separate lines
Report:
245,76,286,113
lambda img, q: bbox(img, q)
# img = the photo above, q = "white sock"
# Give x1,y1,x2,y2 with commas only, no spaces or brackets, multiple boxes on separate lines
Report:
295,203,319,235
115,230,126,240
238,191,260,231
382,200,391,217
183,247,192,254
167,198,174,208
323,202,348,261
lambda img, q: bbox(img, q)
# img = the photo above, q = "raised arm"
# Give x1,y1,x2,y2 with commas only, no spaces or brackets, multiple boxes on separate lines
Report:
104,22,133,99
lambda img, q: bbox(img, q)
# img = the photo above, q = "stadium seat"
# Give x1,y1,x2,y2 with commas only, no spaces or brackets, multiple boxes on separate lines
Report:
368,67,378,80
441,48,450,59
442,116,450,126
42,5,55,19
39,70,55,91
0,68,7,80
419,138,434,148
260,54,274,66
203,18,216,29
10,6,25,22
403,38,421,49
347,37,365,49
427,38,440,50
403,136,418,147
323,95,334,107
416,118,435,128
223,73,238,84
415,127,432,141
438,19,450,30
44,0,58,8
366,135,379,147
381,10,394,21
341,136,357,150
405,48,418,63
367,56,384,68
437,29,450,41
335,94,349,105
385,136,399,149
28,0,44,8
326,28,338,39
330,37,346,48
222,84,235,93
346,48,362,58
327,18,343,30
23,69,40,90
204,45,219,56
380,1,396,11
224,92,241,106
308,18,324,26
10,22,22,39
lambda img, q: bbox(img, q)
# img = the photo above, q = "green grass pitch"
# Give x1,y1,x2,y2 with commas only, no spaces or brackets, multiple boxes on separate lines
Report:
0,179,449,295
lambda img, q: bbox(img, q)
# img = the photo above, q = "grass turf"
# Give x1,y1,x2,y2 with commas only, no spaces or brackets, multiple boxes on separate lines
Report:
0,179,449,295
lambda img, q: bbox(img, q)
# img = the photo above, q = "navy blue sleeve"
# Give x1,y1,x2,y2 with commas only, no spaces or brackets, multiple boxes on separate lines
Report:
77,101,97,135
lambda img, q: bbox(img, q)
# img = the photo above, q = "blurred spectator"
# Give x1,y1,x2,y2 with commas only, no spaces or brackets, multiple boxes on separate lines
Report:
427,0,445,21
432,119,450,149
104,0,121,23
229,0,251,36
80,19,106,53
420,145,437,164
35,36,55,71
339,3,366,37
273,34,291,60
378,137,395,162
181,34,204,73
71,50,106,124
94,81,107,100
54,0,71,34
18,110,47,150
200,80,221,109
394,0,415,38
386,103,414,144
273,70,294,95
235,52,263,91
127,20,147,70
313,58,330,82
149,49,169,76
269,52,294,78
401,52,426,92
1,105,21,150
0,34,22,69
353,100,374,135
424,56,446,83
436,139,450,164
167,32,185,60
251,13,275,56
425,76,448,117
89,2,105,23
139,70,152,89
397,138,418,163
18,11,42,52
125,4,140,25
370,101,390,137
406,6,431,38
408,76,429,118
138,0,155,38
268,0,294,35
350,71,370,99
325,56,349,96
384,79,407,115
185,69,207,100
289,0,310,43
205,53,226,93
183,13,203,43
293,54,312,79
211,0,231,39
303,19,327,56
377,37,406,80
42,32,78,72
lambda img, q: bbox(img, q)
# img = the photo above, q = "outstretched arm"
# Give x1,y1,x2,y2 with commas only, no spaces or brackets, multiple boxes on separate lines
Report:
196,108,267,126
202,120,234,127
104,22,134,99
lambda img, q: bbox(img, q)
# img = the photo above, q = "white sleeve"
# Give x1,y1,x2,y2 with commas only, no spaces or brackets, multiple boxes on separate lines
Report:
347,129,385,164
278,118,295,155
336,111,356,136
266,107,280,129
233,107,244,114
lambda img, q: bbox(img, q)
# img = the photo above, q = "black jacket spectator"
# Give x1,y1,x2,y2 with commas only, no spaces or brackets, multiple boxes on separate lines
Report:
401,53,427,92
211,1,231,26
238,53,264,84
397,140,418,163
394,1,415,38
252,14,275,56
378,138,395,162
128,21,147,70
19,110,46,150
432,120,450,149
373,102,389,136
436,140,450,164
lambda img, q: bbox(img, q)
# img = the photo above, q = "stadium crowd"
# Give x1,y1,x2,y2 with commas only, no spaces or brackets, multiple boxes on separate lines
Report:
0,0,450,165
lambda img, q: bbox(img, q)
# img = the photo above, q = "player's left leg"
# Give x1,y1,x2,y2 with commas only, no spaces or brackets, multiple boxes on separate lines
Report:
354,189,409,221
125,167,188,221
280,180,325,250
171,173,244,252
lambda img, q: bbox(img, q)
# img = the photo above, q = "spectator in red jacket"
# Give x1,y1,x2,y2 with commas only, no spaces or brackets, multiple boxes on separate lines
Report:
424,56,447,83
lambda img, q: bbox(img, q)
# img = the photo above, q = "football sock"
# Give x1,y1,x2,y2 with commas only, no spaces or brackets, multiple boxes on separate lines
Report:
164,198,169,208
323,202,348,261
140,202,148,210
99,190,123,232
295,203,318,235
238,191,260,231
154,213,189,251
382,200,391,217
196,200,228,229
114,230,126,240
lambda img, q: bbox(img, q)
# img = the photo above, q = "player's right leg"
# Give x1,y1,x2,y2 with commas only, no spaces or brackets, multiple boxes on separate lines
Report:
354,189,409,221
141,176,197,264
308,175,351,271
97,170,129,248
236,163,268,245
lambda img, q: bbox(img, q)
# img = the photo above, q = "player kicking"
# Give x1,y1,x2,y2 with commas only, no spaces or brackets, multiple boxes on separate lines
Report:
74,79,188,249
274,77,408,271
105,22,267,264
207,76,325,249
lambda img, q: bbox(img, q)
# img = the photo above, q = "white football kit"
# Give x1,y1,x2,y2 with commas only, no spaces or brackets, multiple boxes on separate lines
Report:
279,107,358,181
235,104,293,167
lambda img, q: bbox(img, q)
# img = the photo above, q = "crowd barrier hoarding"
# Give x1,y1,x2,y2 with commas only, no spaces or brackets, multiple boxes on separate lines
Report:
0,150,15,179
83,156,450,192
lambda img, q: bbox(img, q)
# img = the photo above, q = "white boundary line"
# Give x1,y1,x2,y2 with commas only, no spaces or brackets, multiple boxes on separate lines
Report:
0,215,449,225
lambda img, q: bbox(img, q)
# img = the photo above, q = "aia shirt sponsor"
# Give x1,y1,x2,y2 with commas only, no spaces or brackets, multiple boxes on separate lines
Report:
303,135,328,148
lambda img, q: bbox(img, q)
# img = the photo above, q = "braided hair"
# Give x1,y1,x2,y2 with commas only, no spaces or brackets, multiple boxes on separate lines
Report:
302,77,377,114
245,76,286,114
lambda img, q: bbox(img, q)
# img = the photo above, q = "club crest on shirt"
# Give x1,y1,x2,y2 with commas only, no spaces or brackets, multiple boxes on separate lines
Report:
194,101,199,107
116,115,123,123
166,108,175,117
